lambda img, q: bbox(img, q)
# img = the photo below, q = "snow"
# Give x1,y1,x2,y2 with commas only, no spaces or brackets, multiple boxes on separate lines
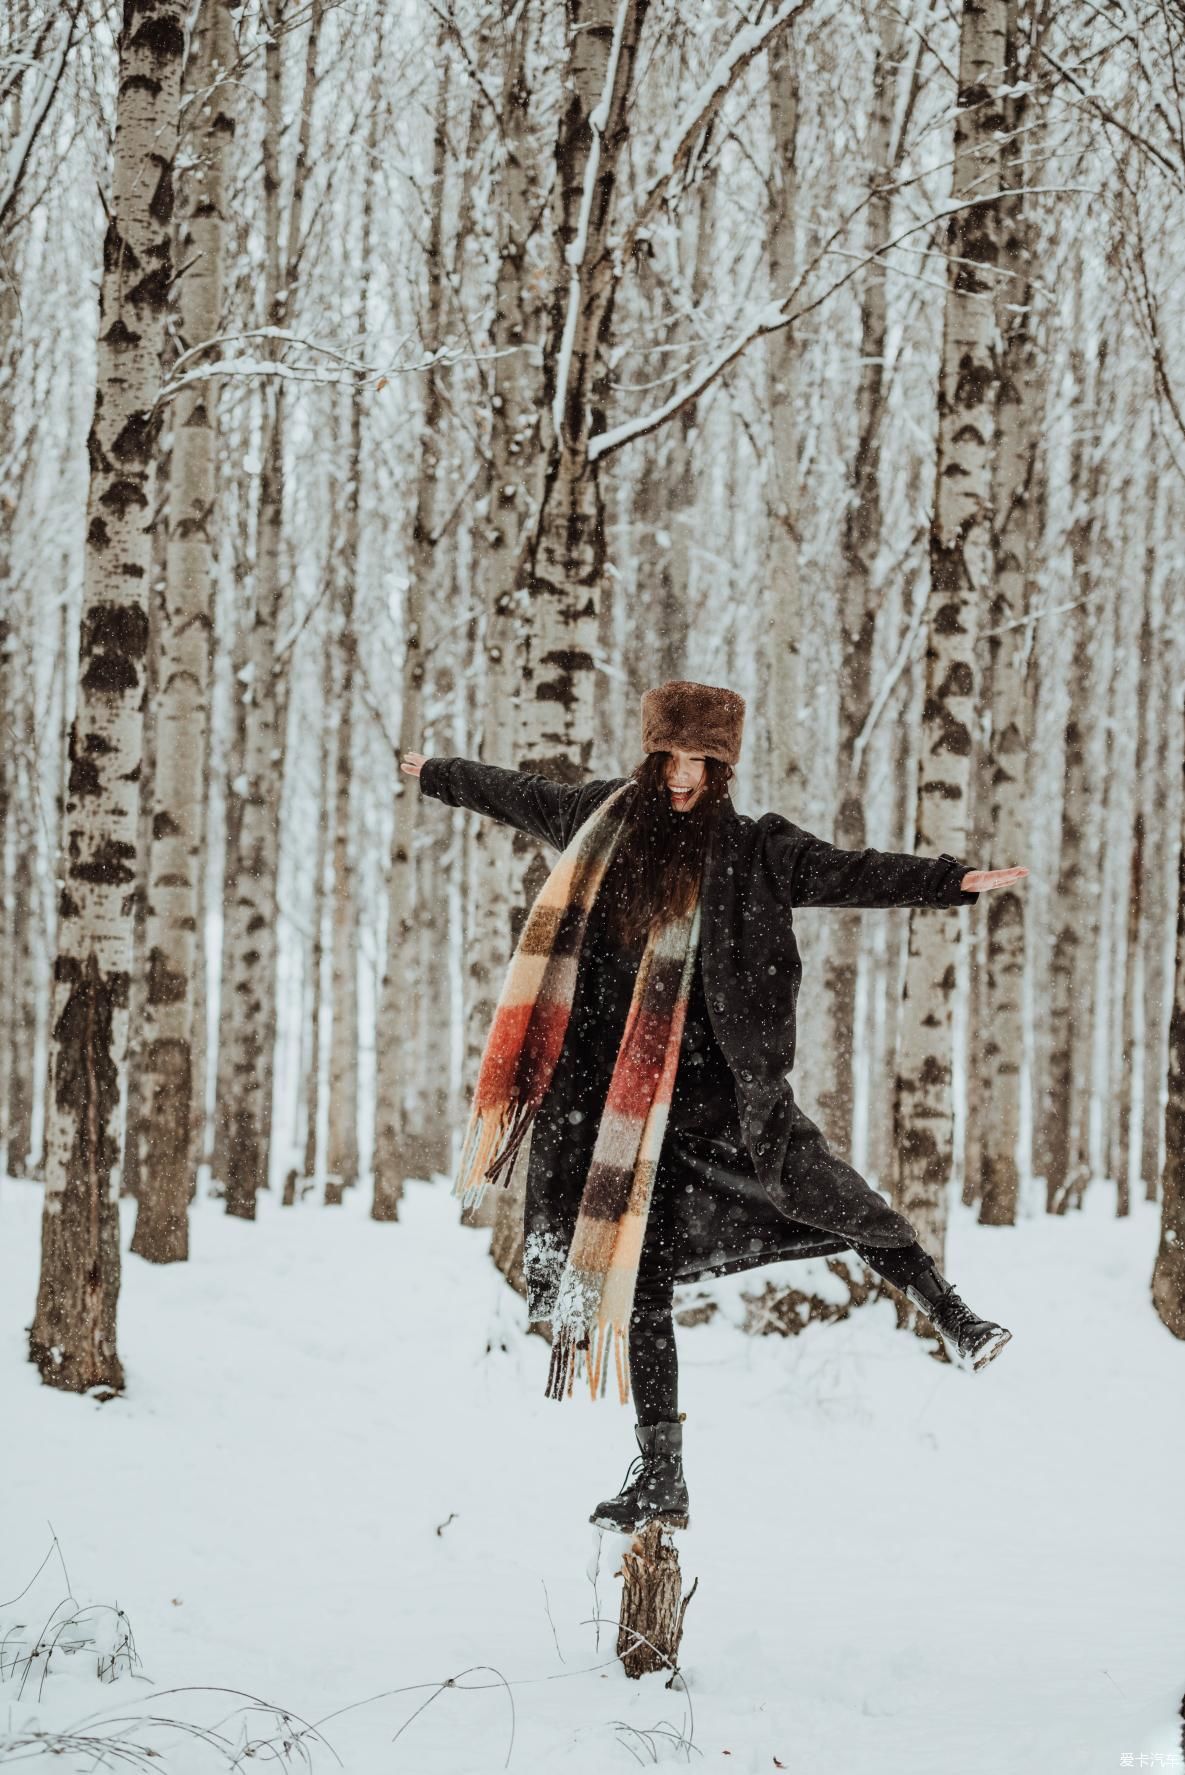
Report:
1,1172,1181,1773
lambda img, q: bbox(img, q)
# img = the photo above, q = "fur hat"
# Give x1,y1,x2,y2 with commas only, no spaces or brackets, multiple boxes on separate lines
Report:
640,679,746,766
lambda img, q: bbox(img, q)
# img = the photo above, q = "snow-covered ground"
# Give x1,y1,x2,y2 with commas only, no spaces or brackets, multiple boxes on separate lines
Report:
1,1171,1180,1774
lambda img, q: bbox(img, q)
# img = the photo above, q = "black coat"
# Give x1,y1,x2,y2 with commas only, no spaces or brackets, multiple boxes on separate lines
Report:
418,757,979,1291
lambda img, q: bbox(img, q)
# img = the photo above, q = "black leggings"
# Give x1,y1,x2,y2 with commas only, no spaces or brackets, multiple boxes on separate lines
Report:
628,1238,935,1427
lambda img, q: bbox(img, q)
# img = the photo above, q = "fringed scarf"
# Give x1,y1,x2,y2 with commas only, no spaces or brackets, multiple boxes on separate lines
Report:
453,781,702,1405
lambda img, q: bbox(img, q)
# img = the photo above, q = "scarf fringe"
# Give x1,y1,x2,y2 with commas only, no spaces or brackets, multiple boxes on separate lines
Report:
545,1321,632,1405
454,1096,535,1210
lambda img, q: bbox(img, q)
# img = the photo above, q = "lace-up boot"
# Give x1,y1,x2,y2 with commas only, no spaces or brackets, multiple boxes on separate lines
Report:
589,1418,690,1532
904,1257,1012,1371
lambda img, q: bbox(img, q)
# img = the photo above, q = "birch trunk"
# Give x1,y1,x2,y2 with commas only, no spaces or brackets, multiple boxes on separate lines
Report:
324,78,377,1198
324,401,360,1204
121,429,168,1203
133,0,235,1262
868,707,914,1186
822,7,900,1150
29,0,184,1391
962,719,991,1205
764,25,804,818
1039,353,1102,1214
219,0,320,1218
1100,533,1133,1198
6,797,36,1173
211,612,245,1189
1114,522,1151,1214
493,0,648,1287
405,808,452,1179
302,639,335,1188
1151,708,1185,1337
653,165,716,690
1141,464,1172,1198
524,0,646,772
459,3,542,1237
0,273,14,1173
372,49,450,1222
977,8,1038,1224
0,714,12,1172
891,0,1006,1263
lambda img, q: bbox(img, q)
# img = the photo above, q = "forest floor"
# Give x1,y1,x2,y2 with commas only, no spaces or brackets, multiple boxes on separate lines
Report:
0,1168,1180,1775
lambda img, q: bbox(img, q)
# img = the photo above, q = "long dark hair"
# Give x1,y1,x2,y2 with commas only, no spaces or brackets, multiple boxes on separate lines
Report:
602,751,734,950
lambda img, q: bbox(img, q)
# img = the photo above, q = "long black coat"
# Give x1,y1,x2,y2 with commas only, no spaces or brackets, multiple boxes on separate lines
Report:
418,756,979,1291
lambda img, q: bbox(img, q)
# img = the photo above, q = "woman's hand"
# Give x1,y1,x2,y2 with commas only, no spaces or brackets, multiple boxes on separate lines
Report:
401,751,428,778
961,865,1028,892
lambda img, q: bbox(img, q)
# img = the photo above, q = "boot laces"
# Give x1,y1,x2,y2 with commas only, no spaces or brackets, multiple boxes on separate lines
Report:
939,1288,983,1342
618,1454,645,1496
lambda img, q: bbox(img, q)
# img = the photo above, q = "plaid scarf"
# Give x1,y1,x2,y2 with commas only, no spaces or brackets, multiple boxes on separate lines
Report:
453,780,702,1405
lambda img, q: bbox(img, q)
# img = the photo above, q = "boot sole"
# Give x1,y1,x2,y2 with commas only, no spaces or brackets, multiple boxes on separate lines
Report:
589,1510,690,1533
944,1325,1012,1372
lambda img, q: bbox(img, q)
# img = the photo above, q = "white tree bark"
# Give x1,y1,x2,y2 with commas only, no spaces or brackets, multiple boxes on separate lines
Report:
324,394,362,1203
133,0,235,1263
763,24,804,821
1152,709,1185,1336
301,636,335,1190
977,2,1040,1226
492,0,648,1290
219,0,321,1218
373,46,450,1221
891,0,1007,1264
461,0,544,1236
30,0,185,1390
1038,332,1104,1216
821,6,903,1154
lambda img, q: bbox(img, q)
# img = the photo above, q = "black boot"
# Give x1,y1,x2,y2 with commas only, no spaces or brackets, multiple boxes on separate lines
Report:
903,1258,1012,1371
590,1418,690,1533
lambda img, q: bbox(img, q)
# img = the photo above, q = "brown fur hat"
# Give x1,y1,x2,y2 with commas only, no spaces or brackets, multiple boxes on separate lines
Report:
640,679,746,766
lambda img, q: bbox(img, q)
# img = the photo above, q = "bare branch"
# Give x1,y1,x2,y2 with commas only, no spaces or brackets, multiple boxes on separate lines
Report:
0,1,82,235
607,0,817,272
590,184,1090,461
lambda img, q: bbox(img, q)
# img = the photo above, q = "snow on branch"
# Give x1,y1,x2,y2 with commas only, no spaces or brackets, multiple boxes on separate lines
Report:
154,326,497,406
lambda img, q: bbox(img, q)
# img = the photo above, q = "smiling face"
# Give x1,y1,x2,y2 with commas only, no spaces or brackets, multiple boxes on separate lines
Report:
664,747,708,812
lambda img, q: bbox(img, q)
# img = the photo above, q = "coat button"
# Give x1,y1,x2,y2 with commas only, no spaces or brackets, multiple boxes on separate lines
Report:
741,1068,752,1081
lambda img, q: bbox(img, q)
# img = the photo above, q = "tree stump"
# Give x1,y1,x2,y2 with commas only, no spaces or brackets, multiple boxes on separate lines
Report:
616,1522,697,1680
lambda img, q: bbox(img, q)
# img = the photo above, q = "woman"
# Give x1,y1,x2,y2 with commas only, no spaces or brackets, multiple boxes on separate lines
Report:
402,680,1025,1534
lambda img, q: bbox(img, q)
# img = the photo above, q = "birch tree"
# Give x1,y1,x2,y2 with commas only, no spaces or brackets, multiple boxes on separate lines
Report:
29,0,185,1391
891,0,1007,1267
324,326,371,1202
373,44,449,1222
976,0,1044,1226
461,0,547,1229
763,23,803,822
218,0,321,1218
822,7,919,1153
133,0,236,1263
1152,751,1185,1337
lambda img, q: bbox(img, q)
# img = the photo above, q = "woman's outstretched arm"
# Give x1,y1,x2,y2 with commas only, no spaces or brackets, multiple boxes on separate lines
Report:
402,751,625,852
759,811,1025,911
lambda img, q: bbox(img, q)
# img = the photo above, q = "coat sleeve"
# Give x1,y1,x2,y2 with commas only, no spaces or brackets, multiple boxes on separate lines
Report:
759,813,981,911
417,755,626,852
